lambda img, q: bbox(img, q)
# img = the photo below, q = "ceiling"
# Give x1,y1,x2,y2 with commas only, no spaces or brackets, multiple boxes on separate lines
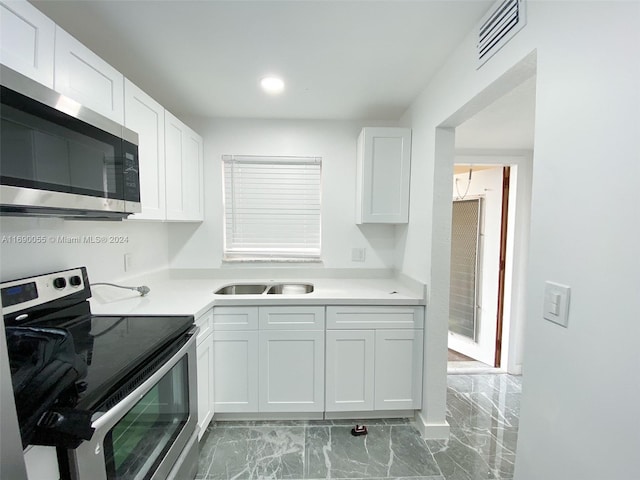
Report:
31,0,494,121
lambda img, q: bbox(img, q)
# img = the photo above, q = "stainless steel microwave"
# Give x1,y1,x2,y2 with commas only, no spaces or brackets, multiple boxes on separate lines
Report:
0,65,141,220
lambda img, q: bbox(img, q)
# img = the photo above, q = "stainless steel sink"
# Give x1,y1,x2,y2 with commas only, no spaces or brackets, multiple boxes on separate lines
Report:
214,284,268,295
214,282,314,295
267,283,314,295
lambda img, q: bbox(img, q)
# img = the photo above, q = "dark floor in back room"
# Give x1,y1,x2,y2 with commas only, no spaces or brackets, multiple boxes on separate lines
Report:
196,373,521,480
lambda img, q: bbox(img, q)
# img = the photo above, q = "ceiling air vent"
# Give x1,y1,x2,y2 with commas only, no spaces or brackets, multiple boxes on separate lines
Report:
477,0,527,68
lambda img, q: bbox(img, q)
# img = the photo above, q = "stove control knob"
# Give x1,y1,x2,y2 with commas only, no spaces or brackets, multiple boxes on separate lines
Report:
69,275,82,287
53,277,67,289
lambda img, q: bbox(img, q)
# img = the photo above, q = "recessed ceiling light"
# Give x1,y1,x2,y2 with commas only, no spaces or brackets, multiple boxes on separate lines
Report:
260,76,285,95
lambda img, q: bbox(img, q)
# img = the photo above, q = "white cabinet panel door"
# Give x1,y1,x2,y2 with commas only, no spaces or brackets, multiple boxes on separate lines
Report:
165,110,203,221
196,331,214,439
374,329,423,410
356,127,411,224
124,79,166,220
212,330,259,412
0,0,55,87
325,330,375,412
259,330,324,412
54,26,124,123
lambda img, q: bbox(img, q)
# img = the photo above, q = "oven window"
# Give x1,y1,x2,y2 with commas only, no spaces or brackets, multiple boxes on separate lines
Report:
103,357,189,480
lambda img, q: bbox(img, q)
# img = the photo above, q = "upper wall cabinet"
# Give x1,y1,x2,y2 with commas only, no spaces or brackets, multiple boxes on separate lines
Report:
124,79,166,221
356,127,411,224
0,0,55,87
54,26,124,124
165,111,204,222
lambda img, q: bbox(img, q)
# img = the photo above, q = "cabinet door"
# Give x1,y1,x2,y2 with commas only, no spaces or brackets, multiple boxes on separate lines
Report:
356,127,411,224
54,26,124,124
259,330,324,412
212,330,259,412
196,331,214,438
325,330,375,412
374,329,423,410
0,0,55,87
124,79,166,220
165,111,203,221
182,126,203,221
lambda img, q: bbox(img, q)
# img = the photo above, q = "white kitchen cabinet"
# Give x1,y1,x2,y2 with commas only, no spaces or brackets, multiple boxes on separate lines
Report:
325,330,375,412
325,306,424,412
54,26,124,124
374,329,423,410
0,0,55,87
195,309,214,438
124,79,166,220
165,111,204,222
356,127,412,224
212,330,259,412
212,306,324,414
258,329,324,412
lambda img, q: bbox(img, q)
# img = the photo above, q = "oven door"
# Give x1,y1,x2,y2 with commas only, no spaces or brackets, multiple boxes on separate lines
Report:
67,329,198,480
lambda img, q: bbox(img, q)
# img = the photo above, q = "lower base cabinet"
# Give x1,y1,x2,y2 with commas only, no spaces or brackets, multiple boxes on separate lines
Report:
325,329,423,412
212,305,424,416
195,309,214,438
212,306,325,413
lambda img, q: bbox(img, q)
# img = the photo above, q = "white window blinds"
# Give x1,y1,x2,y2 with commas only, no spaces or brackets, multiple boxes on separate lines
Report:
222,155,322,260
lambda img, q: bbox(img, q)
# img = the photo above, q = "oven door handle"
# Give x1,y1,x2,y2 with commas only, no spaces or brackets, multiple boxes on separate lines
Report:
90,325,198,432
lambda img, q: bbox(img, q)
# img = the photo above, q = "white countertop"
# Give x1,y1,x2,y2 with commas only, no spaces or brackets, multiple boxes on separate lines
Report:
89,271,426,319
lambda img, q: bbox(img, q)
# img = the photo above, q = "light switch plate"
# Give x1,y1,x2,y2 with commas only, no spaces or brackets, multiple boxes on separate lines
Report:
543,281,571,327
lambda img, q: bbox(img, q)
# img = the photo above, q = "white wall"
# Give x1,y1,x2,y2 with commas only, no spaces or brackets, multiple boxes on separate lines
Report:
0,217,169,282
168,117,398,271
401,2,640,479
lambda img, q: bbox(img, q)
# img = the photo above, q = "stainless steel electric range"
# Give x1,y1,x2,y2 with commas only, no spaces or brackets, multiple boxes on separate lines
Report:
1,267,199,480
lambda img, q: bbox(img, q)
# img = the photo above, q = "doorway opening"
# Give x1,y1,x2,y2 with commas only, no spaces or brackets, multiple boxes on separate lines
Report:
448,164,513,373
441,60,536,375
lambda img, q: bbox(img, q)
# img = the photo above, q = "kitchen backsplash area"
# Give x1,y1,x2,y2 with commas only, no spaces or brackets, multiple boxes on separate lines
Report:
0,216,170,282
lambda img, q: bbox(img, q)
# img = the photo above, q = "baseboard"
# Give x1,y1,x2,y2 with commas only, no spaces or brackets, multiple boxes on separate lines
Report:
413,411,450,439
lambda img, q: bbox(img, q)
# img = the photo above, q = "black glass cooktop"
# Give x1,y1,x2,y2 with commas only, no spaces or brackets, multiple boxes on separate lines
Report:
28,308,193,411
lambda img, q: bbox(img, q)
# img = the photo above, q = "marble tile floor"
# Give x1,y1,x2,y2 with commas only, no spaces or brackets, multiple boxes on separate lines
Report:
196,374,522,480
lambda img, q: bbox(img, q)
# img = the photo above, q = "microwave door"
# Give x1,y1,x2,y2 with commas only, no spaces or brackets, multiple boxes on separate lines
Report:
1,107,72,193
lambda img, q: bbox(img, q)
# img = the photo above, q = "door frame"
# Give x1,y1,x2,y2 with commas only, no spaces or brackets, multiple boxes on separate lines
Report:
450,152,532,374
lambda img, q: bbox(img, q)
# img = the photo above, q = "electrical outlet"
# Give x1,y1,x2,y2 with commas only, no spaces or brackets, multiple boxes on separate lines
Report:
351,248,366,262
124,253,133,272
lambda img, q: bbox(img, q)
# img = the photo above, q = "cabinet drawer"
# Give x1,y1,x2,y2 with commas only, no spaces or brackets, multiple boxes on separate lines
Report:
212,307,259,330
326,306,424,329
259,306,325,330
195,309,213,343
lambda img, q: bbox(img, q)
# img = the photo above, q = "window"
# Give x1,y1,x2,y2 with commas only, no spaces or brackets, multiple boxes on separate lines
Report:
222,155,321,261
